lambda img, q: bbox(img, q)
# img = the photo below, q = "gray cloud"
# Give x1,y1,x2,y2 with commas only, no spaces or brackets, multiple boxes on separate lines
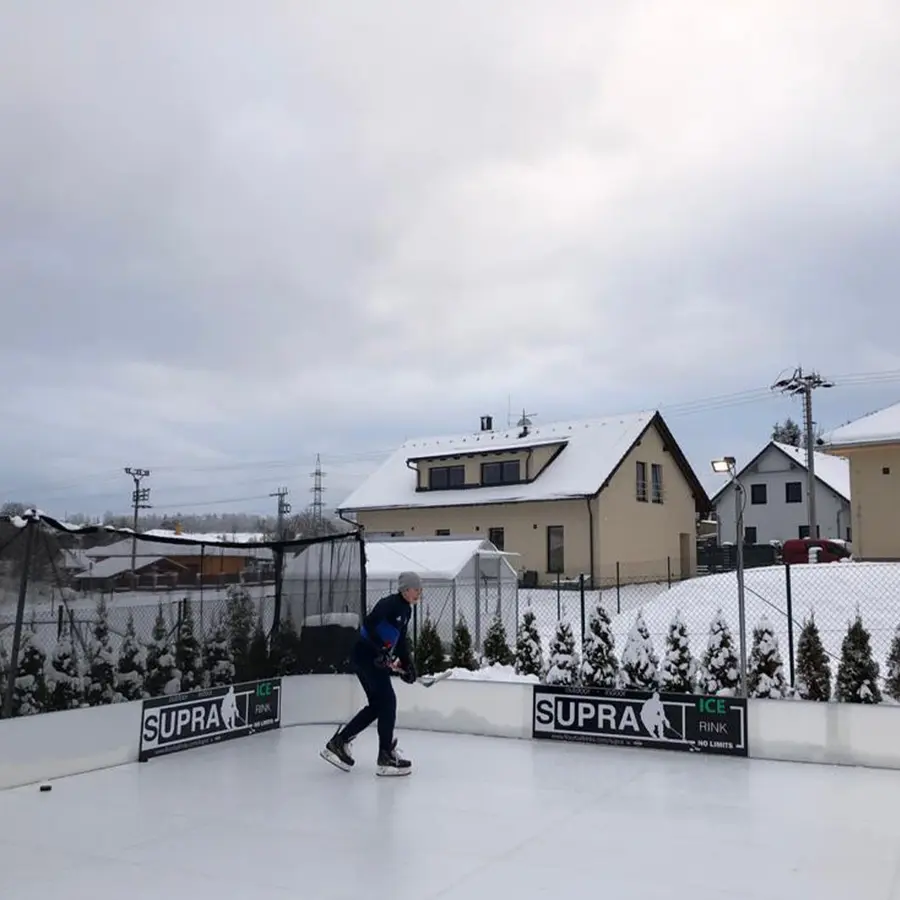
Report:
1,0,899,514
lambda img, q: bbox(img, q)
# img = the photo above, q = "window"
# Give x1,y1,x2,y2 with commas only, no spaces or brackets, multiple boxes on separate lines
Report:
750,484,767,505
785,481,802,503
651,463,663,503
428,465,465,489
744,526,757,544
799,525,809,538
847,526,852,541
546,525,564,573
636,461,648,502
488,527,505,550
481,459,520,485
435,529,449,536
884,467,891,475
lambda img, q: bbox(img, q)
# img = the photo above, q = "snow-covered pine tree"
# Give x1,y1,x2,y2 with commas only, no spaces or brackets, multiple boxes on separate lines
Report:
226,586,255,681
47,626,84,711
203,615,236,687
545,619,580,685
581,601,618,688
450,615,477,670
747,615,788,698
145,605,180,698
86,596,118,706
13,625,48,716
116,613,146,701
270,607,302,677
795,613,831,701
617,610,659,690
515,606,543,677
660,609,696,694
885,625,900,702
414,615,446,675
697,610,741,696
482,615,513,666
175,599,203,692
836,613,882,704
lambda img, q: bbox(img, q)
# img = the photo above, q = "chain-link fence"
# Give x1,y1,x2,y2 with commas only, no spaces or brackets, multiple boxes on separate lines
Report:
506,556,900,704
0,511,365,718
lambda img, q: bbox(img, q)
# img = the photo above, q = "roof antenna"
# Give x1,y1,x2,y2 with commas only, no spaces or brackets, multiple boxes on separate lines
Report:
517,408,535,438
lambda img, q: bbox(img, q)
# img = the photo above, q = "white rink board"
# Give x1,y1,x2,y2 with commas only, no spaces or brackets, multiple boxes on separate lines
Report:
3,725,900,899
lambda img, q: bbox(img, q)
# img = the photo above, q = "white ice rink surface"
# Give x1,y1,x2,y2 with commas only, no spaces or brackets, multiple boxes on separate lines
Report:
3,725,900,899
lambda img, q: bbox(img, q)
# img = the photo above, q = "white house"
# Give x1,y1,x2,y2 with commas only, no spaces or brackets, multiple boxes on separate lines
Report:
711,441,851,545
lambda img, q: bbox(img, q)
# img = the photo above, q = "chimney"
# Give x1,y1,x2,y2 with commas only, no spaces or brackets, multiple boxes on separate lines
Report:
480,415,493,432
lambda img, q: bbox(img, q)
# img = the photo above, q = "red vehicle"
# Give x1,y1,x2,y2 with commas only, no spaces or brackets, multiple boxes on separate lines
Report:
781,538,851,564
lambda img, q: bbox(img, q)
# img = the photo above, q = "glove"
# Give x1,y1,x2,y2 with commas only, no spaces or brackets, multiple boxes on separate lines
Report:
400,661,417,684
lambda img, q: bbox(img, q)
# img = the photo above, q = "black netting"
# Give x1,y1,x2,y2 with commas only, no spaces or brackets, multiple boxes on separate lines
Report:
0,512,364,717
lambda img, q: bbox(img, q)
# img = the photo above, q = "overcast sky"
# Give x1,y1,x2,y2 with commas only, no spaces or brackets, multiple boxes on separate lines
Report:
2,0,899,518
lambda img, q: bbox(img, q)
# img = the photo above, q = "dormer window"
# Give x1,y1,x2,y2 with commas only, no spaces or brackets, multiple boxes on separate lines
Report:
482,459,521,485
429,465,465,489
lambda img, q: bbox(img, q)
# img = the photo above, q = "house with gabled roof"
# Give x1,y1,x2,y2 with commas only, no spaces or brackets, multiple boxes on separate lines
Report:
819,401,900,559
337,410,710,587
710,440,851,546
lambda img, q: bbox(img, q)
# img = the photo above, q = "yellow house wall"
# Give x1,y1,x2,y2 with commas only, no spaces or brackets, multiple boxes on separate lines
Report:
356,499,593,584
830,445,900,559
596,423,698,583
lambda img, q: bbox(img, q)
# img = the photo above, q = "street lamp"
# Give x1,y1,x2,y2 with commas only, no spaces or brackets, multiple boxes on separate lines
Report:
711,456,748,698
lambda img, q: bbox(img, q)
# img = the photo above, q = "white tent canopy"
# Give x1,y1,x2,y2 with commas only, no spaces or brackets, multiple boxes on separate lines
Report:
365,537,519,650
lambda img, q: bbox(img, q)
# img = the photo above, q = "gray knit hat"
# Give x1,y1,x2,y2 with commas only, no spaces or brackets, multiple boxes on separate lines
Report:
398,571,422,592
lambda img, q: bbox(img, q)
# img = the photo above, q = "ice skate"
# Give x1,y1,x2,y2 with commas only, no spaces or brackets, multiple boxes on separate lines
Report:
320,728,355,772
376,744,412,777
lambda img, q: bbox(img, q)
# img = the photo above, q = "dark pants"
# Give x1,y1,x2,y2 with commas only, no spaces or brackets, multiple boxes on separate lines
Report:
338,647,396,753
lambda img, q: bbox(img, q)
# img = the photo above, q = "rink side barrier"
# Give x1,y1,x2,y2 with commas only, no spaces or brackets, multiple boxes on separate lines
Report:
5,675,900,788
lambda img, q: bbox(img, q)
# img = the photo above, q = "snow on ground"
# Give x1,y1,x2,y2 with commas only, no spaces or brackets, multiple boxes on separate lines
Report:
442,663,539,683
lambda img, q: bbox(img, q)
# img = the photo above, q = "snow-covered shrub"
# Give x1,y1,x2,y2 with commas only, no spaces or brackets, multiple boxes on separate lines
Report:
47,627,84,711
545,620,579,685
247,618,271,680
482,616,513,666
86,596,118,706
515,606,543,677
116,613,146,701
795,613,831,701
581,601,618,688
836,613,881,704
660,610,696,694
13,625,48,716
175,599,202,692
414,614,446,675
145,605,180,698
747,615,788,698
270,607,302,677
697,610,740,696
203,616,235,687
226,586,256,681
449,615,477,670
618,610,659,690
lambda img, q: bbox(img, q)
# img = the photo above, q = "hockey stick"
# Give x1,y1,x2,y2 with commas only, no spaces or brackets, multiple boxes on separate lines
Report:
664,720,700,752
416,670,452,687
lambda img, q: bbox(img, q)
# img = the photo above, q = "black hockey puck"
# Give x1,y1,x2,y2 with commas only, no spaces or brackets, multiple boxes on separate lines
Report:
39,784,51,792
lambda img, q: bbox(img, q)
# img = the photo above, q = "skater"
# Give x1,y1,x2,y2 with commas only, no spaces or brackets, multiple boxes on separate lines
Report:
639,691,669,739
321,571,422,776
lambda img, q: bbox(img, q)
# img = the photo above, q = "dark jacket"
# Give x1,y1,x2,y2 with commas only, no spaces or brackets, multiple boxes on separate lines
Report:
357,591,412,668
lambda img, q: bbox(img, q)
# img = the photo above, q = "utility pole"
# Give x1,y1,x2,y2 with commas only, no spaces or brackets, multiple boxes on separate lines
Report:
270,486,291,540
771,368,834,540
124,467,151,583
310,454,326,530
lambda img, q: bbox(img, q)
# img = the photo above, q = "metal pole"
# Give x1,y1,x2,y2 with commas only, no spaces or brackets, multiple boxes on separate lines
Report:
2,515,37,718
734,473,748,698
785,561,795,687
803,386,817,538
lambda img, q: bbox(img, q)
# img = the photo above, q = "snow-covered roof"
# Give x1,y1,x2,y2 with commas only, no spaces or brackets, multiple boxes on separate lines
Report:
144,529,265,542
710,441,850,503
338,411,657,511
820,401,900,449
84,537,273,560
365,538,518,581
75,555,168,579
772,442,850,501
